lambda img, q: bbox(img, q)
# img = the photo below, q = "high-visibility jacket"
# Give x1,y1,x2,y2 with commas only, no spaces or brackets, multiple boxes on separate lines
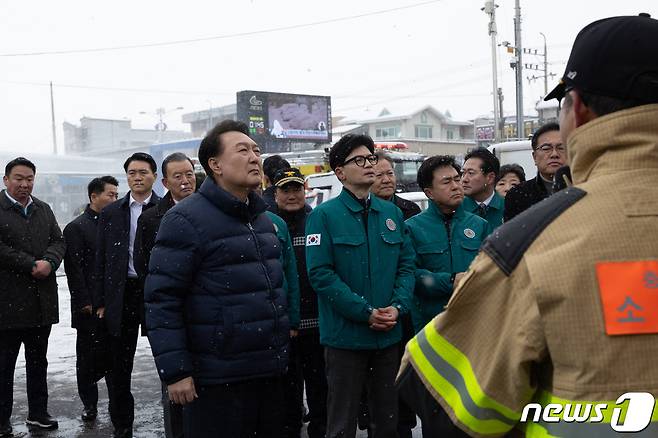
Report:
399,104,658,437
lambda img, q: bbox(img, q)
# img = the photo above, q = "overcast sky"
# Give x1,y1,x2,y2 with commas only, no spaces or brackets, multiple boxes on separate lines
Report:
1,0,655,154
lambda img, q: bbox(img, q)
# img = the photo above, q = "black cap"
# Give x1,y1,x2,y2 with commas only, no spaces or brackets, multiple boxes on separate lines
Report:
545,13,658,102
273,167,305,187
329,134,375,170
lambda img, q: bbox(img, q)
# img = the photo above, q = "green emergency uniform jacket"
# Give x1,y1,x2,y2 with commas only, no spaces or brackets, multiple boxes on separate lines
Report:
266,211,301,329
462,192,505,231
406,202,490,331
305,189,416,350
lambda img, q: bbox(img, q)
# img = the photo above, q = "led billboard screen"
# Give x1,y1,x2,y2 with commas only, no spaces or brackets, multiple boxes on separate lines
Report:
237,90,332,150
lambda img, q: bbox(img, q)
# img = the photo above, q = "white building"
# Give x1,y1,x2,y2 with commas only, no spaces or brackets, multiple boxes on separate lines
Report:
63,117,191,159
333,104,476,156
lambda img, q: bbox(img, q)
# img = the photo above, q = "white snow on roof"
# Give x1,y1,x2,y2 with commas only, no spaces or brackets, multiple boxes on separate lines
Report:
331,124,363,134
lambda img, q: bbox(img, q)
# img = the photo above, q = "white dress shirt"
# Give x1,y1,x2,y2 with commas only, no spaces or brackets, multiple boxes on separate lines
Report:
127,193,152,278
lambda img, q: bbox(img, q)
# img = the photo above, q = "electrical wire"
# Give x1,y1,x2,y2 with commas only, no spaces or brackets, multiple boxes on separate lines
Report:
0,0,443,57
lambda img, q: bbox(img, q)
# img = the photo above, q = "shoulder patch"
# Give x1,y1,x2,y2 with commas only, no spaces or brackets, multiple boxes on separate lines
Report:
482,187,587,276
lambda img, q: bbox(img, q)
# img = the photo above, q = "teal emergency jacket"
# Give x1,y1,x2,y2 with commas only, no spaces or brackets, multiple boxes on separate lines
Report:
462,192,505,231
405,202,490,331
266,211,301,329
305,189,416,350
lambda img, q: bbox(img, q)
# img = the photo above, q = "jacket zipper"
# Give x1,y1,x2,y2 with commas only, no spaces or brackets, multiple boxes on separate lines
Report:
247,222,282,370
443,217,454,274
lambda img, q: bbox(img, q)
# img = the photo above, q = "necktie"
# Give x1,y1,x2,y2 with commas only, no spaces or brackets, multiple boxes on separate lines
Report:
477,203,487,218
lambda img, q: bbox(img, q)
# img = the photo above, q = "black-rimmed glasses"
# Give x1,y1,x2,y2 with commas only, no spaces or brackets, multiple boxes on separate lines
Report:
342,154,378,167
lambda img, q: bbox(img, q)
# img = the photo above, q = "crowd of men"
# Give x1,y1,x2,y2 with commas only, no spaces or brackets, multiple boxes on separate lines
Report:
1,12,657,438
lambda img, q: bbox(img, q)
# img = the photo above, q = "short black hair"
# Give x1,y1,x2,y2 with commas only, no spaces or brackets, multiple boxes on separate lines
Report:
329,134,375,170
162,152,194,178
497,163,526,183
87,176,119,201
5,157,36,176
198,119,250,176
263,155,291,183
464,148,500,177
417,155,461,190
123,152,157,174
531,122,560,150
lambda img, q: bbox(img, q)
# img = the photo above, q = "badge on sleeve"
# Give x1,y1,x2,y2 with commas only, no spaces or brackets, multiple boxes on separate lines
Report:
464,228,476,239
385,218,397,231
596,260,658,335
306,234,321,246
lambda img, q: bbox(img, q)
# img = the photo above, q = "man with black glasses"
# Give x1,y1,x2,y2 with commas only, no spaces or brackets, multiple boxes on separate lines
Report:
305,134,415,438
504,122,566,221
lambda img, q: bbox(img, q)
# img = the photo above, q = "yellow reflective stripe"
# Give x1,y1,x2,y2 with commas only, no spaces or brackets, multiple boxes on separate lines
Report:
408,326,519,435
421,325,519,420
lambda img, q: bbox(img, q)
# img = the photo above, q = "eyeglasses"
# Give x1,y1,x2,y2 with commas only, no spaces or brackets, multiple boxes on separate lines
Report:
536,143,567,154
342,154,378,167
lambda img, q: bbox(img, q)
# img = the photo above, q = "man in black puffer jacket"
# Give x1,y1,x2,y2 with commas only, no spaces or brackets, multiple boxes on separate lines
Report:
145,120,290,438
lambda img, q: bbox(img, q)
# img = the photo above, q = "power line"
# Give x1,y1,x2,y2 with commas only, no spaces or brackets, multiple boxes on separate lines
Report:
0,0,443,57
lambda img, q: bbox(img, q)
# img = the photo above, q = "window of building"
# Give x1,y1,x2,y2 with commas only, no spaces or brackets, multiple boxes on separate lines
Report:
415,125,433,139
446,130,454,140
420,111,428,124
375,126,401,139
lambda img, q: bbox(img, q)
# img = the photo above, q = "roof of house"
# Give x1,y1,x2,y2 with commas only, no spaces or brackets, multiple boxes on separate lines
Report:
336,103,472,126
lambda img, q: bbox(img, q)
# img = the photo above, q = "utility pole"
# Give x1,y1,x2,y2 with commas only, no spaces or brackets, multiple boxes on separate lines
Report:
514,0,524,140
483,1,501,142
497,87,504,138
540,32,548,95
50,81,58,154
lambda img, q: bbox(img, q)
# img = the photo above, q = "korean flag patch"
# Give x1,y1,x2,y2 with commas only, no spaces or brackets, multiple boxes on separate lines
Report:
306,234,321,246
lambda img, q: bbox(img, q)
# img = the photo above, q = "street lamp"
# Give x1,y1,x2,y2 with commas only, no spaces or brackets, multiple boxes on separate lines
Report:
139,106,184,143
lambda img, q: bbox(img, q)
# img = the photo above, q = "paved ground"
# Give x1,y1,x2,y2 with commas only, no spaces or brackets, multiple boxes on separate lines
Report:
8,279,422,437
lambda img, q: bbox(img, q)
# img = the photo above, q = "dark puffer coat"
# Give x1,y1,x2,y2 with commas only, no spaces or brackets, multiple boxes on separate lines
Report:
145,178,289,386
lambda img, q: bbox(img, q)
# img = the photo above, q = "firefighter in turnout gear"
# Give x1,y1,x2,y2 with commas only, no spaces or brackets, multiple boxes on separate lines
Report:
397,13,658,437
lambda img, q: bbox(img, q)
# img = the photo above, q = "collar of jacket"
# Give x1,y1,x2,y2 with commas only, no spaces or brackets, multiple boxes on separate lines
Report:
0,189,40,213
199,176,267,221
462,192,504,213
0,190,15,210
155,192,175,216
84,204,100,220
427,199,465,221
119,191,160,208
568,103,658,185
338,188,381,213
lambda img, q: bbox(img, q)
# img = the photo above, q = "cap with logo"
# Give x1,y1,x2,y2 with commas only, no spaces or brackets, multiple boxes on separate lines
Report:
273,167,305,187
545,13,658,102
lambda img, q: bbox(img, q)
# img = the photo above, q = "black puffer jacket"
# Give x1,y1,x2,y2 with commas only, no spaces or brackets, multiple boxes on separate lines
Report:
145,178,289,386
0,191,65,329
